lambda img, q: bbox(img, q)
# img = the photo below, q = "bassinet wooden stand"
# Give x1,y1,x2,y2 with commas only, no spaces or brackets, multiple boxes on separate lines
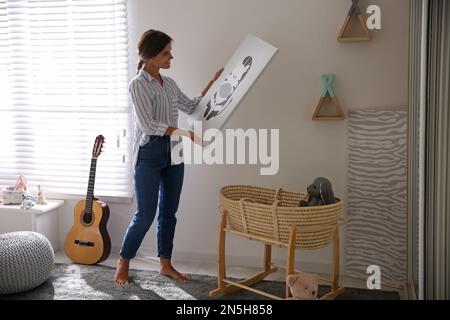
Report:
208,185,346,300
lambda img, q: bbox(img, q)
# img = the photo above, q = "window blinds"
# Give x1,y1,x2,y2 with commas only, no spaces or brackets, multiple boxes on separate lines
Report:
0,0,132,198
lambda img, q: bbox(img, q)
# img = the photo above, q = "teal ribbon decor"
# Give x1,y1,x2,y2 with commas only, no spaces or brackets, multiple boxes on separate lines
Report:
321,74,336,98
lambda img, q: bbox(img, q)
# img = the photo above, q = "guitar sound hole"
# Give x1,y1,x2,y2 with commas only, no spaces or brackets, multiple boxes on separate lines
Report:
82,212,93,224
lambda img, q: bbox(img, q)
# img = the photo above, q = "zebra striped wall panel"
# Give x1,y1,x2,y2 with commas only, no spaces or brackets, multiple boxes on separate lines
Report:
346,110,407,289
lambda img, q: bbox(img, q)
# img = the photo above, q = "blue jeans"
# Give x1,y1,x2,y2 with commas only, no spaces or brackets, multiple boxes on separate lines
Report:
119,135,184,260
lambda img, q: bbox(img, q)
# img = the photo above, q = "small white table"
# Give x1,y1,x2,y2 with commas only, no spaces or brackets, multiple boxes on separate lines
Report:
0,200,64,252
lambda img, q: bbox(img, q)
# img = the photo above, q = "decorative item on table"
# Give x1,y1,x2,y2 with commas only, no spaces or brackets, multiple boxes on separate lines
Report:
1,175,28,205
36,185,48,205
15,175,28,192
21,194,37,210
299,177,336,207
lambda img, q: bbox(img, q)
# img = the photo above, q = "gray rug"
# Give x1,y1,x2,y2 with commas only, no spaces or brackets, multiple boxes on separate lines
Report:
0,263,399,300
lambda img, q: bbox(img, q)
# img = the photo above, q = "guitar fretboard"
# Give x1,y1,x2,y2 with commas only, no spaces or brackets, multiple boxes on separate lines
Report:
85,158,97,214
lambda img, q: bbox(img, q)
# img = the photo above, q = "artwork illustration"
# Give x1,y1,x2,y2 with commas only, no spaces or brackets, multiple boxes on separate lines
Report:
187,34,278,134
203,56,252,121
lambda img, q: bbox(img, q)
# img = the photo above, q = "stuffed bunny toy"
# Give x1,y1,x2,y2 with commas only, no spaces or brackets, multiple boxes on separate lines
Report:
286,271,319,300
299,177,335,207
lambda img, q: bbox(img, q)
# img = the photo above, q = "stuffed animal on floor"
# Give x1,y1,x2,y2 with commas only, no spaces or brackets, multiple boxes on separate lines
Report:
286,271,319,300
299,177,335,207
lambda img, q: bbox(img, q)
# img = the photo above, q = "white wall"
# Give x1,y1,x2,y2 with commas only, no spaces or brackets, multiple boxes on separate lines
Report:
57,0,409,274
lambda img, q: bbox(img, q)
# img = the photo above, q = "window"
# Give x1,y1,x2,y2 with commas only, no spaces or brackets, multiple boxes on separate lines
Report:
0,0,131,198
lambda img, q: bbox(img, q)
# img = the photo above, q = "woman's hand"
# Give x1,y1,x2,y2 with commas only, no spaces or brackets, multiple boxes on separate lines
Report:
202,67,224,96
165,127,203,146
212,67,224,82
187,130,203,146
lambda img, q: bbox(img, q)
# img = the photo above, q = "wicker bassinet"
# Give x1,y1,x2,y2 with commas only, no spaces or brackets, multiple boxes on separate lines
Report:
220,185,343,250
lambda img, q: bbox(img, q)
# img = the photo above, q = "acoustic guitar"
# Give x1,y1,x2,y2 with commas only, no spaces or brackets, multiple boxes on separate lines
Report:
64,135,111,265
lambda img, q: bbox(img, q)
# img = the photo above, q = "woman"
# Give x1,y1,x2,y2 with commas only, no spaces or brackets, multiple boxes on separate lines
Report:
115,29,223,284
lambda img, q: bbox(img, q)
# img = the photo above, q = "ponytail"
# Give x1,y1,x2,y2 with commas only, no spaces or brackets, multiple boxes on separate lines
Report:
136,59,144,74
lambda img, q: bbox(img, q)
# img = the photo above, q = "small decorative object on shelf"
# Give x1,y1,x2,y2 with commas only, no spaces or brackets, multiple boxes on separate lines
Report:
1,175,28,205
21,194,36,210
15,175,27,192
337,0,371,42
312,74,345,121
37,185,48,205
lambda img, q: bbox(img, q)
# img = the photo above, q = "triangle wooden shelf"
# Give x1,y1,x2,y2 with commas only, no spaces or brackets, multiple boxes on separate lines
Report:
312,74,346,121
337,0,371,42
312,95,346,121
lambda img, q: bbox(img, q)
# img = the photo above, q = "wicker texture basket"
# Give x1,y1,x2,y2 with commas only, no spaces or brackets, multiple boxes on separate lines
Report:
220,185,343,250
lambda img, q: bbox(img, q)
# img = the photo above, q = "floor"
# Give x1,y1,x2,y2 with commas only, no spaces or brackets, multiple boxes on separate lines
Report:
54,250,408,299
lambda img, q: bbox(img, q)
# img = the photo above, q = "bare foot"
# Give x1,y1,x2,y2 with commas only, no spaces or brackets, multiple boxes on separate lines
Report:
114,257,130,285
160,265,189,282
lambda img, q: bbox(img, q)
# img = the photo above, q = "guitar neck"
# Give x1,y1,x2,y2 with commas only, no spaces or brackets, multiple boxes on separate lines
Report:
85,157,97,213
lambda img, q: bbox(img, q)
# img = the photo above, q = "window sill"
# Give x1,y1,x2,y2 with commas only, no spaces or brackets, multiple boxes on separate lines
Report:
45,193,134,204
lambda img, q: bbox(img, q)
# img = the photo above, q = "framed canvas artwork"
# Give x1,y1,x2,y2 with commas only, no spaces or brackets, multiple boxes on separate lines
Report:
187,34,278,134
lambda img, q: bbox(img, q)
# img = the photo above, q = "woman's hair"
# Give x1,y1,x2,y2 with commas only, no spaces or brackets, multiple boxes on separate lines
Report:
136,29,173,74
